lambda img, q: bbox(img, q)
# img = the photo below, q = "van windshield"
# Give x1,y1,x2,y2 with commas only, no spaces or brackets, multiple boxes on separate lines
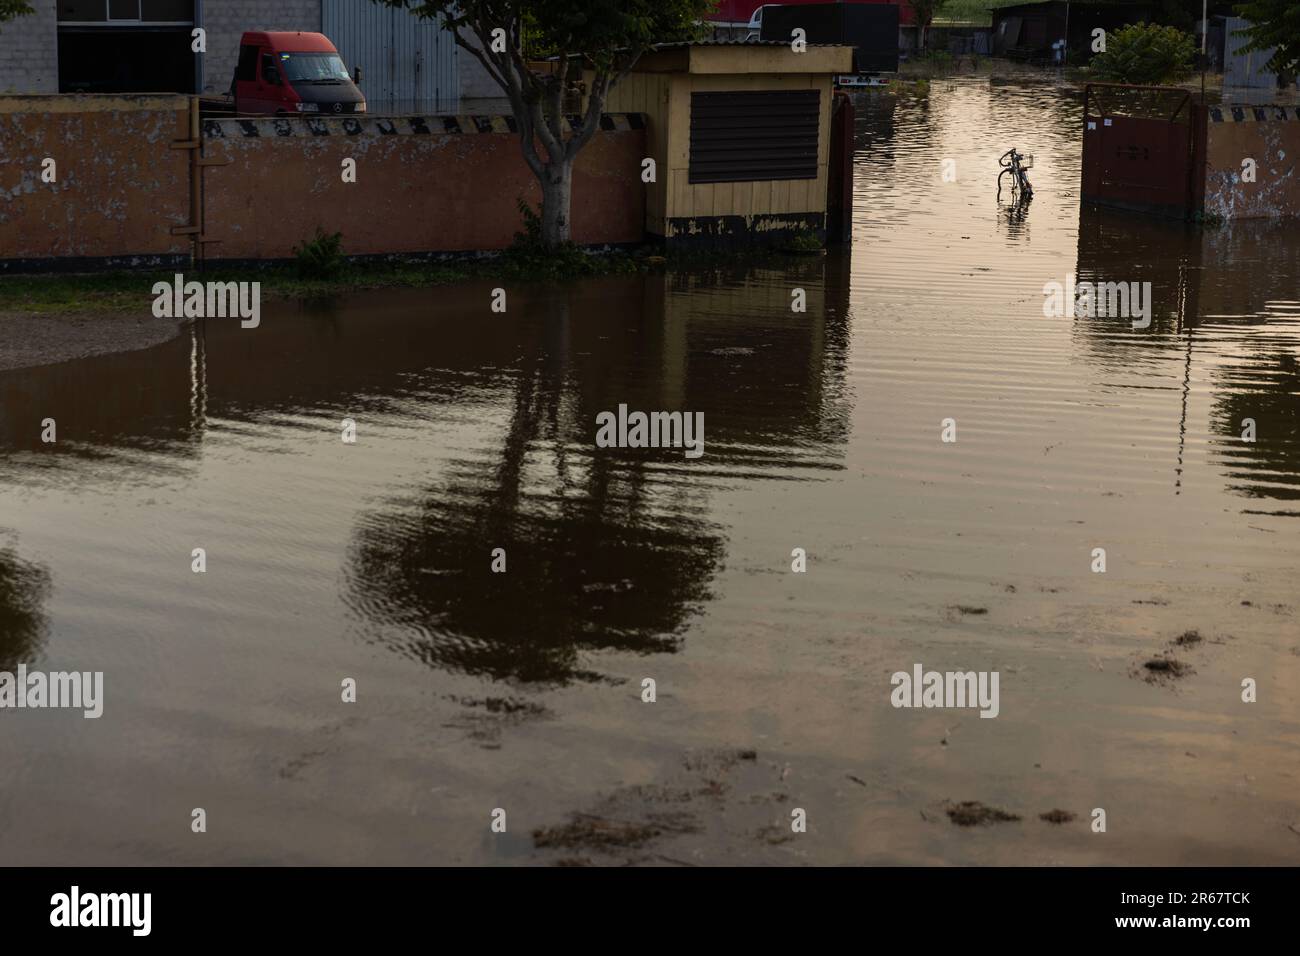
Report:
279,53,351,84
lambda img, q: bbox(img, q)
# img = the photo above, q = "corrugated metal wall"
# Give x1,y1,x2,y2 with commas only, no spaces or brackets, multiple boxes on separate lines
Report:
1222,17,1285,91
323,0,458,114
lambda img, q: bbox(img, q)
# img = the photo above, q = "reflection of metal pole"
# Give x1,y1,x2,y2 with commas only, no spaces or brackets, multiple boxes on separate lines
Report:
189,319,208,442
1174,263,1193,494
1176,322,1192,495
1201,0,1207,101
1063,1,1070,66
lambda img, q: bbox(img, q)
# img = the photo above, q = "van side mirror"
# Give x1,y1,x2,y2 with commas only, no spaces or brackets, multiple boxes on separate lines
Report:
265,66,281,85
353,66,363,85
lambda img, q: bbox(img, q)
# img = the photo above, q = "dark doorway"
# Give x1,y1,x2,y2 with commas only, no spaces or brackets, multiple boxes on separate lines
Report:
58,28,196,93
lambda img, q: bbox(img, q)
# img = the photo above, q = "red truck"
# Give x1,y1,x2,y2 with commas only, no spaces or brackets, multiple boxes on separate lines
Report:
231,31,366,115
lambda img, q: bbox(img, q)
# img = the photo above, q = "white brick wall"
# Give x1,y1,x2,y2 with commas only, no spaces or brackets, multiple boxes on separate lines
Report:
0,0,58,94
200,0,321,95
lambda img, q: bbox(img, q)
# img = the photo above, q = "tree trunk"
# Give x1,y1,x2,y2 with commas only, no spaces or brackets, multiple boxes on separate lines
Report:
539,160,573,248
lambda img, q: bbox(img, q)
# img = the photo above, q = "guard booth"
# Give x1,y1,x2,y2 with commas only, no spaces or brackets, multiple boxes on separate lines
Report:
596,40,855,248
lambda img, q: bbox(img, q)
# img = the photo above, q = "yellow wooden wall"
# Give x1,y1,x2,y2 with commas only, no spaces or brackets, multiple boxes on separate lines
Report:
665,73,832,236
603,70,834,237
602,73,673,234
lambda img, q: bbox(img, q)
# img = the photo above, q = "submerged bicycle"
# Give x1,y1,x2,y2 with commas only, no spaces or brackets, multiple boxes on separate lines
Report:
997,148,1034,201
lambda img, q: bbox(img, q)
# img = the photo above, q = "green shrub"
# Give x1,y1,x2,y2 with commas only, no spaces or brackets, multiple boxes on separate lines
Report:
1089,23,1196,84
293,227,345,279
779,228,824,254
502,198,612,279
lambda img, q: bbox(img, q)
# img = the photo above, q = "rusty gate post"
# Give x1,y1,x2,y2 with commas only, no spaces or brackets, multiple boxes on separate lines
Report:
827,90,854,244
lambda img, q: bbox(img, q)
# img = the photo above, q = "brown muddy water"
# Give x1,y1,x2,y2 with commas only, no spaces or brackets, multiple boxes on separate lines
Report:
2,78,1298,866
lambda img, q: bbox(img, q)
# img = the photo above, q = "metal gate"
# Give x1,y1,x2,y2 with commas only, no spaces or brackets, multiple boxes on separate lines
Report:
323,0,459,115
1081,84,1205,219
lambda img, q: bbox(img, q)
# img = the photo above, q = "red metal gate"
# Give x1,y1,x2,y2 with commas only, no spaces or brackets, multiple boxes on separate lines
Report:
1081,84,1206,219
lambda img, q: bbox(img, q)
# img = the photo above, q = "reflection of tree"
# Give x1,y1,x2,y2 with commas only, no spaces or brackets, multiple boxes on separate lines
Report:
1210,349,1300,505
344,265,853,685
344,297,726,685
0,545,51,671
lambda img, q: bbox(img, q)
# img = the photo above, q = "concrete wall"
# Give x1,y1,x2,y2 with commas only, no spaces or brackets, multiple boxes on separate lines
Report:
0,0,58,95
201,0,321,96
198,113,646,259
0,99,646,266
0,94,192,265
1204,106,1300,219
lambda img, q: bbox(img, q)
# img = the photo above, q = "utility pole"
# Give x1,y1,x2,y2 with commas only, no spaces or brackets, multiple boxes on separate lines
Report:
1201,0,1208,100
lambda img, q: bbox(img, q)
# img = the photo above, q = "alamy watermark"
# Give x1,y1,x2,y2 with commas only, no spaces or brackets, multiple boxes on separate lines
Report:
1043,274,1151,329
0,664,103,718
891,663,1000,718
152,274,260,328
50,886,150,936
595,404,705,459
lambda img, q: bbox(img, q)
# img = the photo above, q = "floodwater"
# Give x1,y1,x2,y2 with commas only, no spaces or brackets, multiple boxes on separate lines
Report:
2,77,1298,865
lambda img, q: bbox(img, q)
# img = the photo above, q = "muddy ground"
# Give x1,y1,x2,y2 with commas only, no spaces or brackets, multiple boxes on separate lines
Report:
0,311,186,372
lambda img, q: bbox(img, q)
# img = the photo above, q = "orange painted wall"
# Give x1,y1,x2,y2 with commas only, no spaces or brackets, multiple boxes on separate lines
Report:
1204,113,1300,219
201,118,647,259
0,95,192,262
0,99,646,266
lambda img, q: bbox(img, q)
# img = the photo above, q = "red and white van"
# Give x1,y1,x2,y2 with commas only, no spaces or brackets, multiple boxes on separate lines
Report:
231,31,366,115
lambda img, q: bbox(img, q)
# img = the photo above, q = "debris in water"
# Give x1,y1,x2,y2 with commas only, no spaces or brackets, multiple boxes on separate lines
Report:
945,801,1021,826
1039,809,1075,824
1138,657,1195,684
533,811,698,851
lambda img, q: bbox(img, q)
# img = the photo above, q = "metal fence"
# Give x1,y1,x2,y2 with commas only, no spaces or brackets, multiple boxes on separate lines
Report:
323,0,459,115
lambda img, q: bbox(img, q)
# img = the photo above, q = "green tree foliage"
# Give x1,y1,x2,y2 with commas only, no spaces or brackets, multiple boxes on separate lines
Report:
378,1,714,248
1233,0,1300,78
0,1,34,27
1090,22,1197,83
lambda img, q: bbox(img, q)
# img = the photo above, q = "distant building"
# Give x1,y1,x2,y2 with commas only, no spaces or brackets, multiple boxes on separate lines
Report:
707,1,915,40
0,1,496,111
990,1,1153,61
1218,16,1297,90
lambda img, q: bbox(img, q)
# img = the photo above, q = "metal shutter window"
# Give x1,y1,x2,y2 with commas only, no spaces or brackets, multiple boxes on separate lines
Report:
689,90,821,185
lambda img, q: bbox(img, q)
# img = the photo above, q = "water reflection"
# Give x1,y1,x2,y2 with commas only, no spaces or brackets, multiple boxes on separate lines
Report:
0,544,50,671
343,265,852,683
1,76,1297,866
1074,207,1300,507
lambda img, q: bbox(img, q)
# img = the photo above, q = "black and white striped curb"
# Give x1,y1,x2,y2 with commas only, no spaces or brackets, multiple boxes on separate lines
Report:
1208,105,1299,123
203,113,647,138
